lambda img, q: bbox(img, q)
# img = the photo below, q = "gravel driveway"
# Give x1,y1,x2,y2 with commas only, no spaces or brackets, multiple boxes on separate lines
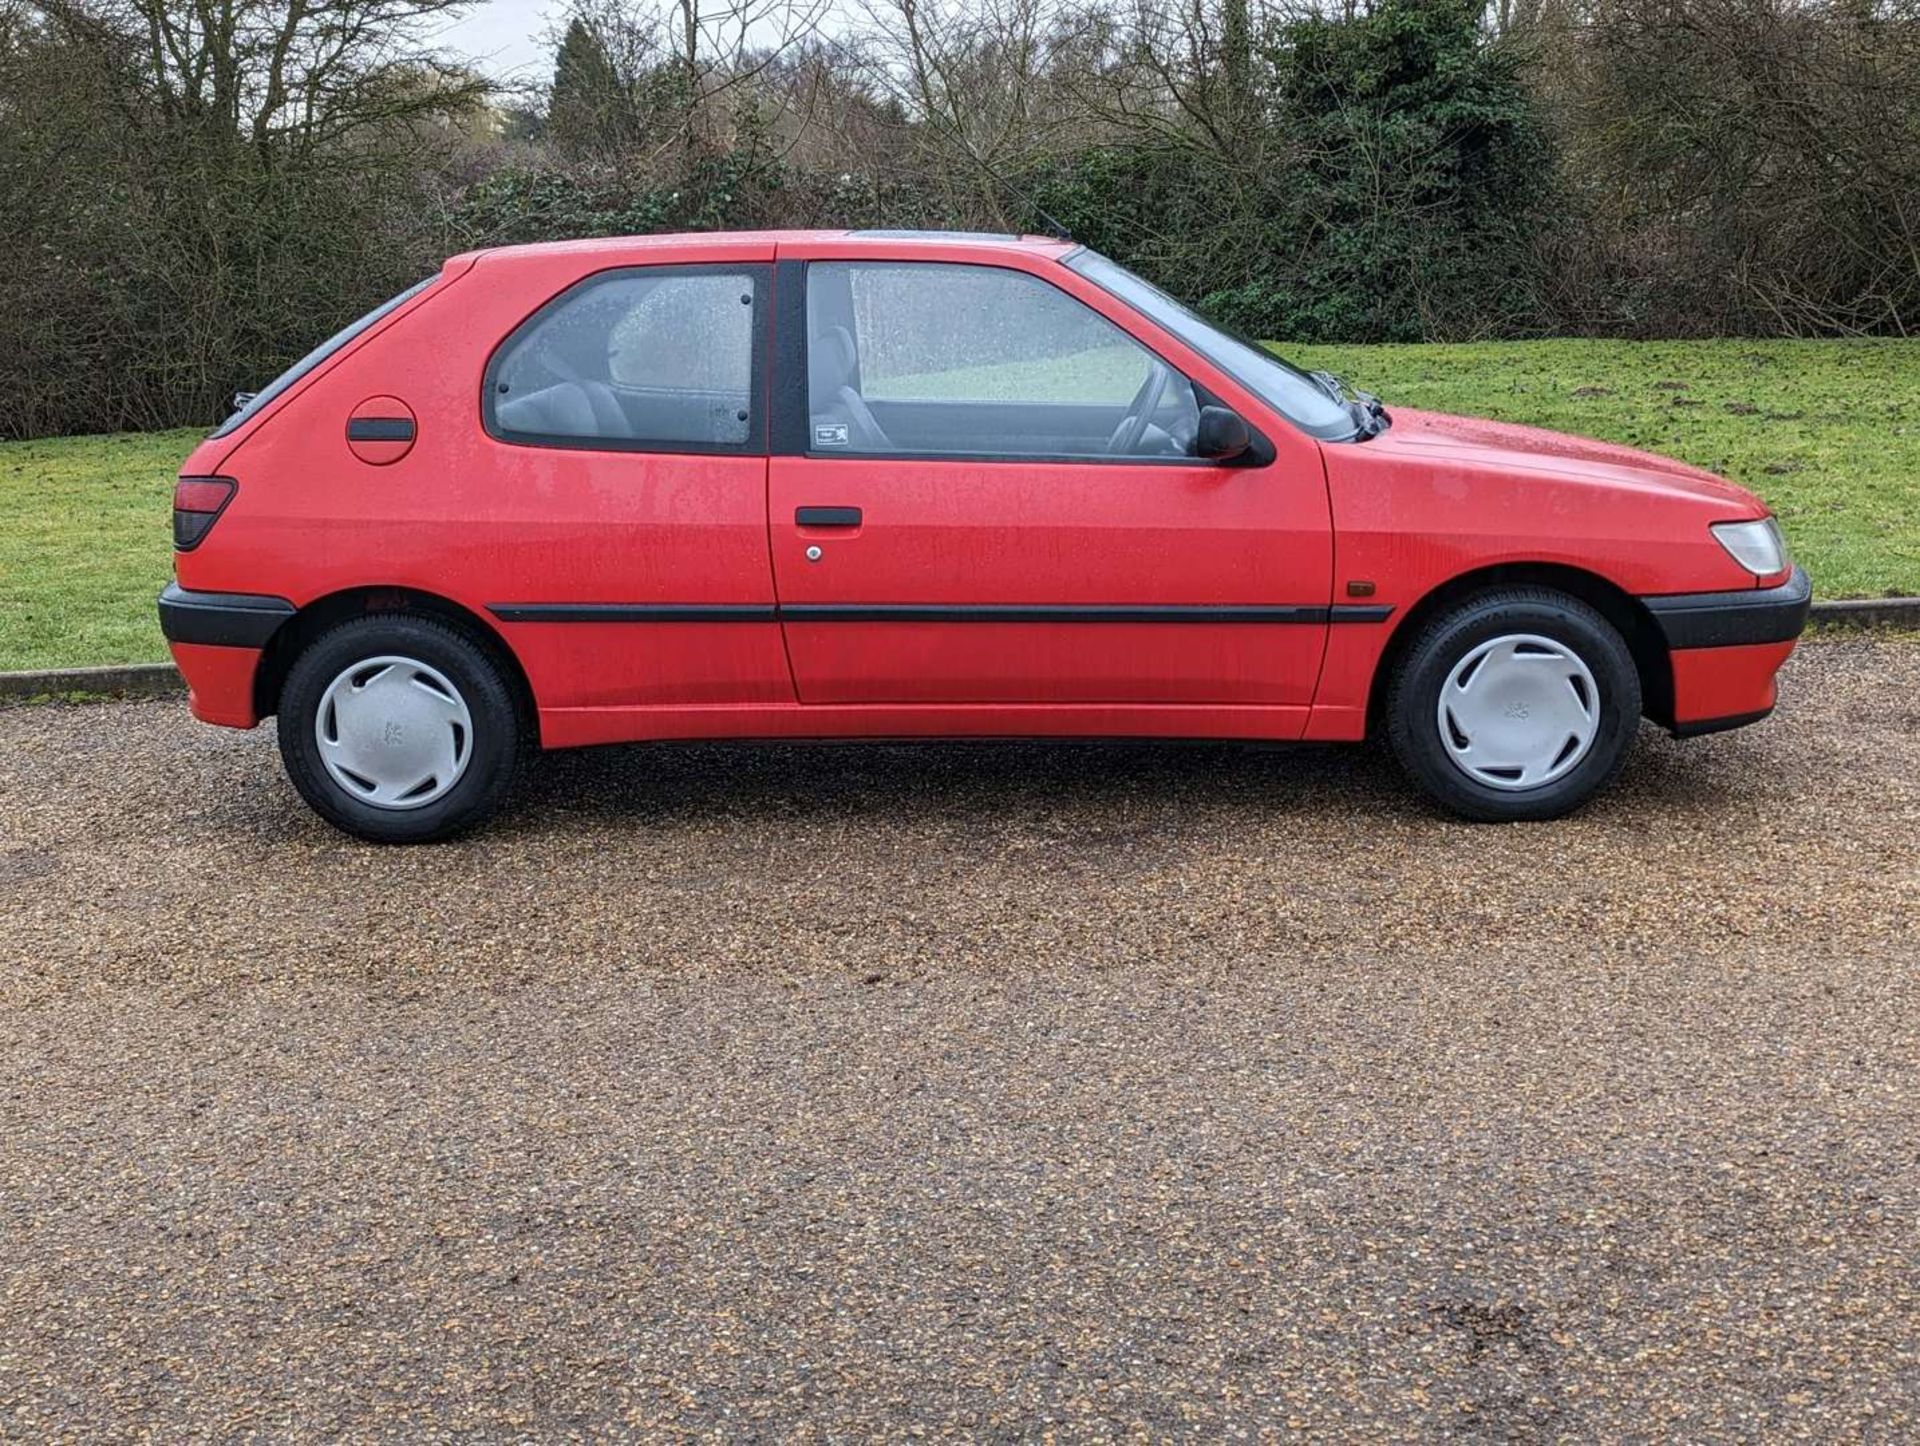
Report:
3,637,1918,1439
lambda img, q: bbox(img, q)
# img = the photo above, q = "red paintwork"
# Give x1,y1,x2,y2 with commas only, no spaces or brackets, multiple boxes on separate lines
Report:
1308,407,1772,738
167,229,1796,747
172,643,261,727
769,456,1331,708
1671,641,1795,723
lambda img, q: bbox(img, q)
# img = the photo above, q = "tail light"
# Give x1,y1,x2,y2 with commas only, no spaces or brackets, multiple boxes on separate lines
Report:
173,476,236,550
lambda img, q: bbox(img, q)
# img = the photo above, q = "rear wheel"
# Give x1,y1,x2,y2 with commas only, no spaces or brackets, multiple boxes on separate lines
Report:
1386,588,1641,822
277,614,520,843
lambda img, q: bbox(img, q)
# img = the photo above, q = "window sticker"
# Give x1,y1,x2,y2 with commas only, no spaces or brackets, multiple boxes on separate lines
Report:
814,422,850,447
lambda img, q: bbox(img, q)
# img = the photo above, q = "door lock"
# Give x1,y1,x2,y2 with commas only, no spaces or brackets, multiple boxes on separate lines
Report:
805,545,823,562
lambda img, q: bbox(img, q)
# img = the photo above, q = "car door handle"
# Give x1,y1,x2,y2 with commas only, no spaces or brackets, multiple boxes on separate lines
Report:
796,506,862,528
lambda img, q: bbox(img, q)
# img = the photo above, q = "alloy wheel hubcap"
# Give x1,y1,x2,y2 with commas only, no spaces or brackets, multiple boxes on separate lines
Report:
315,655,473,809
1436,633,1600,792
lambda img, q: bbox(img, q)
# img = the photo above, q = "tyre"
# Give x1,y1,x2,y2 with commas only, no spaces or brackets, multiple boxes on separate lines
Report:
1386,588,1641,822
276,614,521,843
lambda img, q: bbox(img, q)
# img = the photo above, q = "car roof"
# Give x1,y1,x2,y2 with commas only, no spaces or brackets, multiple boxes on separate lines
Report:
450,229,1078,270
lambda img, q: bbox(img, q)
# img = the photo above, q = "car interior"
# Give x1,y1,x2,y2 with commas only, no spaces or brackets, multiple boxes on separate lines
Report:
491,273,754,448
490,265,1204,458
805,265,1203,460
808,330,1202,459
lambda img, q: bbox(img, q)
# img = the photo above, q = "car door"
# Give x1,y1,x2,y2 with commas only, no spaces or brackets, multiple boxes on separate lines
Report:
767,256,1334,708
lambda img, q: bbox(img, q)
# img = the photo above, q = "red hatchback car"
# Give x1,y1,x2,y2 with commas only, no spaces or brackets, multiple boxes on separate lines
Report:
160,229,1809,842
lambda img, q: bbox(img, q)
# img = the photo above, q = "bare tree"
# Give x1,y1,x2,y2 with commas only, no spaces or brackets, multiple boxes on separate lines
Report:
843,0,1100,224
28,0,491,163
1548,0,1920,334
545,0,829,159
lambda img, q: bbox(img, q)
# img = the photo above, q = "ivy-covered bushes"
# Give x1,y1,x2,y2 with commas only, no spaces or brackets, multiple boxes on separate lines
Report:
1017,1,1553,344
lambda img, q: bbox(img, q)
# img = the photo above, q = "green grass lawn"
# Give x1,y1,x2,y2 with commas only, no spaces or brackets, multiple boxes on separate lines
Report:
1,428,202,672
2,338,1915,672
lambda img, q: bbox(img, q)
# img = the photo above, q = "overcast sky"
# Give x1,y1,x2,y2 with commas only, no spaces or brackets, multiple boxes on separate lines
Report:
426,0,864,91
426,0,569,87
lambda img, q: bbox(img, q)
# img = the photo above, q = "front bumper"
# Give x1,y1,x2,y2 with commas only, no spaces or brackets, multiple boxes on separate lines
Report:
1643,566,1811,736
1643,565,1811,650
157,583,293,728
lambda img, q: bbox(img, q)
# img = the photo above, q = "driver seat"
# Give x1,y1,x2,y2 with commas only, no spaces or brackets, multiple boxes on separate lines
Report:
808,326,893,451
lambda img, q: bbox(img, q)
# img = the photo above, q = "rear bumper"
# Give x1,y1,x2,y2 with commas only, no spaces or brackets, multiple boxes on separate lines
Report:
1643,568,1810,737
157,582,294,648
157,584,292,728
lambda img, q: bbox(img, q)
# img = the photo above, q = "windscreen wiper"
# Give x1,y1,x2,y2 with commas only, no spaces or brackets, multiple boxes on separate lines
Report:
1310,370,1390,439
1352,388,1389,437
1308,370,1347,405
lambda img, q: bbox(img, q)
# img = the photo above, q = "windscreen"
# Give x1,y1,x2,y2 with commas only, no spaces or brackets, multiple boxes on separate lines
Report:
1065,251,1359,441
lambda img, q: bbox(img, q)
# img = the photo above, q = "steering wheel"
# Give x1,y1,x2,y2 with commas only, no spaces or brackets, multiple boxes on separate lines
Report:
1107,360,1172,456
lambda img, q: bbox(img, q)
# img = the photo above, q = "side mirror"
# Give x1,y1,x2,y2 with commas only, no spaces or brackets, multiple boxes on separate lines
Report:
1196,405,1252,462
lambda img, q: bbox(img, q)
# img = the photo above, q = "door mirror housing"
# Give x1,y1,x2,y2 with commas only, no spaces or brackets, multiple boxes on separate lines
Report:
1195,405,1253,462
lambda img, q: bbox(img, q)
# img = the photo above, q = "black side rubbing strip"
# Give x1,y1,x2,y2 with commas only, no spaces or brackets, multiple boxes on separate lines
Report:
1643,566,1811,649
486,601,1398,625
157,582,296,648
1328,604,1395,623
346,417,416,443
780,603,1330,624
795,506,863,528
487,603,777,624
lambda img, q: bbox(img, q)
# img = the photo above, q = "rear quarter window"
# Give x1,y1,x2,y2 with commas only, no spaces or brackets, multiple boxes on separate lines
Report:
485,266,766,454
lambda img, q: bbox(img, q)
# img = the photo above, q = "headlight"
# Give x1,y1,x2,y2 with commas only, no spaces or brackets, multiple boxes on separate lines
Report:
1711,517,1789,577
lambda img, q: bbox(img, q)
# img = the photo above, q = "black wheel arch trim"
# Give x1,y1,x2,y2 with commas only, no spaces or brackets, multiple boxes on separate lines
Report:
1642,566,1811,649
157,583,296,648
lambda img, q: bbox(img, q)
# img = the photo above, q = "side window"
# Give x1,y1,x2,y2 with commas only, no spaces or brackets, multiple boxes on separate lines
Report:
488,267,761,451
805,261,1199,460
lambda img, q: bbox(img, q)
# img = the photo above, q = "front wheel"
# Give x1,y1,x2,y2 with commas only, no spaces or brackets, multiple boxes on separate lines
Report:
1386,588,1641,822
277,614,521,843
